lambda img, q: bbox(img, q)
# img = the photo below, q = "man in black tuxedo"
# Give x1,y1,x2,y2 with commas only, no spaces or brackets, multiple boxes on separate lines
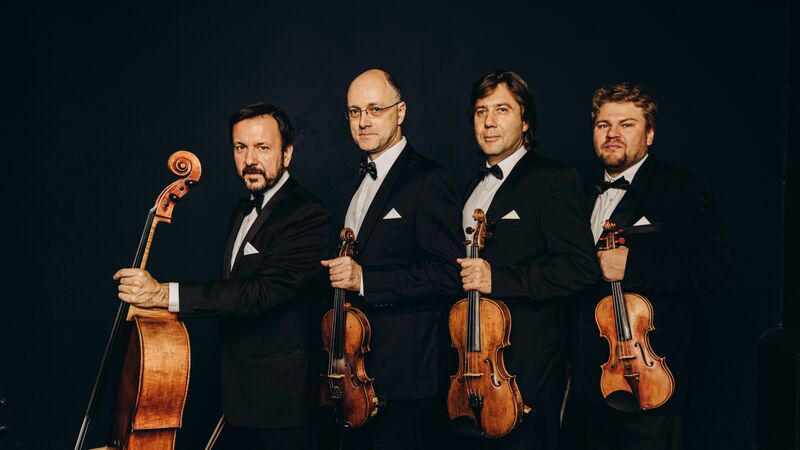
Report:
320,69,463,449
564,82,734,450
456,69,599,450
113,102,331,449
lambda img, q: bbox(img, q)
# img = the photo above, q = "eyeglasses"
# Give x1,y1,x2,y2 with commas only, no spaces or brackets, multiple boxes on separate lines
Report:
345,101,402,120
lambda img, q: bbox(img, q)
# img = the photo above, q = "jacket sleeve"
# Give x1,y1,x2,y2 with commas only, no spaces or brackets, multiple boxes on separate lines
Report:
178,203,331,317
491,168,600,301
361,169,463,305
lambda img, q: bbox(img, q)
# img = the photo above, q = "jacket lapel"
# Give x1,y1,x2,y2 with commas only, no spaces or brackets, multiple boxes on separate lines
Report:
484,151,536,223
223,210,245,279
608,155,657,228
354,145,414,252
228,177,296,276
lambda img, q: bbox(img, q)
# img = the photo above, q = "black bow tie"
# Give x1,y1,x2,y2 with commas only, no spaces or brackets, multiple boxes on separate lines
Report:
595,177,630,194
478,164,504,180
359,158,377,180
240,192,264,215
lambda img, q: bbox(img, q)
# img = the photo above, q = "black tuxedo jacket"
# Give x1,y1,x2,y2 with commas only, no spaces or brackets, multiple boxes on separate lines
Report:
463,151,599,405
570,155,734,411
337,144,463,401
178,177,331,429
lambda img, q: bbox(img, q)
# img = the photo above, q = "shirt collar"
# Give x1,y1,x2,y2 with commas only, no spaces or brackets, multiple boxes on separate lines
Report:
604,153,649,183
488,145,527,179
369,136,407,179
251,170,290,208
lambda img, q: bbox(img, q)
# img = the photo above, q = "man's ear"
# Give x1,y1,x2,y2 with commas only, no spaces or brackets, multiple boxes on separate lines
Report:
646,128,655,146
396,101,407,126
283,144,294,167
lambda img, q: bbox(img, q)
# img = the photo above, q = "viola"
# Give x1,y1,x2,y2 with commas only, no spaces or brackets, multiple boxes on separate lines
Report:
75,151,201,449
447,209,528,438
320,227,382,429
594,219,674,411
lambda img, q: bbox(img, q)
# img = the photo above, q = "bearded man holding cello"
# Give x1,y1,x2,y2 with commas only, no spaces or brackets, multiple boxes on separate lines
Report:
564,82,734,450
113,102,331,450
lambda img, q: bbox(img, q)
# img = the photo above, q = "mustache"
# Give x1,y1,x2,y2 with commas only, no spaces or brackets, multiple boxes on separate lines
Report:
242,165,265,176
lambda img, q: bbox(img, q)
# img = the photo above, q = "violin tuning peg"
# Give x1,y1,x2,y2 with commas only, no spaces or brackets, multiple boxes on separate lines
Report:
465,227,474,234
618,237,625,245
168,193,181,202
463,240,471,246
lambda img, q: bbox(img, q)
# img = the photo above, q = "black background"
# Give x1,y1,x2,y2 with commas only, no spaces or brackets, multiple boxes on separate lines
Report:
2,1,791,449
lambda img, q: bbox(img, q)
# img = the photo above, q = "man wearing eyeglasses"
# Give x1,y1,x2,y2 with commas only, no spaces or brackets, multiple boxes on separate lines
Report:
321,69,463,449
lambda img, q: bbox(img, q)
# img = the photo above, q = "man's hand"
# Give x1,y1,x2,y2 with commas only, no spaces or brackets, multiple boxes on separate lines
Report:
457,257,492,294
597,246,629,282
112,268,169,308
321,257,362,292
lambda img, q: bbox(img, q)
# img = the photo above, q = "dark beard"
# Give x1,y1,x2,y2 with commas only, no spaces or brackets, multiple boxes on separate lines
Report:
241,163,285,194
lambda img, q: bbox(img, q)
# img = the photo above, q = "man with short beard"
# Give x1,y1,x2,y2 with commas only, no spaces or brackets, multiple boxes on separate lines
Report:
113,102,331,449
564,83,734,450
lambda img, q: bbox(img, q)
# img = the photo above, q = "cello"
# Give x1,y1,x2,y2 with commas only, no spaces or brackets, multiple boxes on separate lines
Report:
75,151,201,449
448,209,528,438
594,219,674,411
320,227,382,429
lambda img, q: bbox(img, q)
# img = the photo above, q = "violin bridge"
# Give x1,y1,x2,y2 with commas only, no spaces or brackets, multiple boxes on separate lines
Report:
322,374,345,379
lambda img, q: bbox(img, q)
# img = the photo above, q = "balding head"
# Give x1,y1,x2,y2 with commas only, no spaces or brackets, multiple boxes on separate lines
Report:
348,69,402,102
346,69,406,157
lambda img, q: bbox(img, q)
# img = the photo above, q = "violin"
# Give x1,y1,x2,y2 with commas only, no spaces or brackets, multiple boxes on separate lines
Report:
75,151,201,449
320,227,382,429
594,219,674,411
447,209,528,438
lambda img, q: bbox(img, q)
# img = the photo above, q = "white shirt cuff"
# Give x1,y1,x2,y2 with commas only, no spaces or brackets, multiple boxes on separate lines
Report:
168,282,180,312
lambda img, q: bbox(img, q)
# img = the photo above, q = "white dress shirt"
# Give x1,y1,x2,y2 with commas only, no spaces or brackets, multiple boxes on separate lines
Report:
463,146,527,240
167,171,291,312
343,136,407,295
590,153,649,242
344,137,407,236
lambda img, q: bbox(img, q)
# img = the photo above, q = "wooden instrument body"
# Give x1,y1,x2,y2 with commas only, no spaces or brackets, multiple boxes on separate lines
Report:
447,208,526,438
75,151,200,450
594,220,674,412
319,305,379,428
447,297,524,438
319,227,380,429
595,292,674,411
112,316,191,449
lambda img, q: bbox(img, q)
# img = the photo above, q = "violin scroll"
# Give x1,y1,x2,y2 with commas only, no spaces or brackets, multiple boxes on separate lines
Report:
154,151,203,223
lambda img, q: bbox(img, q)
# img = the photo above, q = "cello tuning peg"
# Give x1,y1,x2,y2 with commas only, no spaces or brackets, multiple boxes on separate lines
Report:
168,193,181,202
465,227,474,234
185,180,198,187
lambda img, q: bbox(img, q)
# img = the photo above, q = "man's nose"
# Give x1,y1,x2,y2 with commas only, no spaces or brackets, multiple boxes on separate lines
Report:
359,111,372,128
607,124,621,139
244,147,258,165
484,111,497,127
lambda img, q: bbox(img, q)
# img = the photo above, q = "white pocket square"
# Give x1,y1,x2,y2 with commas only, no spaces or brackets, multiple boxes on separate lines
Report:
243,242,259,256
501,210,520,220
383,208,402,219
633,216,651,226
